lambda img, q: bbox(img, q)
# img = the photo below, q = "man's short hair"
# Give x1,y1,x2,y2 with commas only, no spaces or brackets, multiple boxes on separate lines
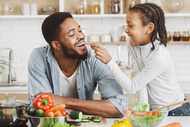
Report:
41,12,73,44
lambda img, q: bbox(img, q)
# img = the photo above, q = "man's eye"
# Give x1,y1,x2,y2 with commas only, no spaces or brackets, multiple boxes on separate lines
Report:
69,34,75,37
68,31,75,37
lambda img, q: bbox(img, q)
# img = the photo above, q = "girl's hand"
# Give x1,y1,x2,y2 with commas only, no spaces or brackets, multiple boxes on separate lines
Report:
90,43,112,64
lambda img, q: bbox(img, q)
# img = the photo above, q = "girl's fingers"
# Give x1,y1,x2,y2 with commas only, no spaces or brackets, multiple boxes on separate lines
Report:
95,50,104,57
90,43,104,50
95,55,105,62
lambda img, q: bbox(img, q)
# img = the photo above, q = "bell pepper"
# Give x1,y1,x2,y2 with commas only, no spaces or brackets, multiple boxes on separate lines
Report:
112,119,133,127
32,93,54,112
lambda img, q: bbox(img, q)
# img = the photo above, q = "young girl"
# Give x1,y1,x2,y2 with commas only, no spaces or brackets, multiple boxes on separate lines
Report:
91,3,189,115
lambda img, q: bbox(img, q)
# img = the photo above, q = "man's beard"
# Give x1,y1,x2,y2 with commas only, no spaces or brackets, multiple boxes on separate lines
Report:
60,43,87,60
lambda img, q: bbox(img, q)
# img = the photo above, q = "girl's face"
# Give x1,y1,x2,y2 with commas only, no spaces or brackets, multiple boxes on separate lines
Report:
126,11,152,46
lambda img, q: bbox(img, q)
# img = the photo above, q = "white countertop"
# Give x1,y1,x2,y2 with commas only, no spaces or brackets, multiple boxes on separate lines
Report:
0,85,27,94
158,116,190,127
80,117,190,127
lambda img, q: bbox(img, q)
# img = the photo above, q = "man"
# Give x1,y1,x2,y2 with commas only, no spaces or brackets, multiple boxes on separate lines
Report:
28,12,127,117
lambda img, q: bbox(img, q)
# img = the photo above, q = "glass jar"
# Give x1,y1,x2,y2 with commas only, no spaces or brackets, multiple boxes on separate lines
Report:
173,32,181,42
167,32,172,42
111,0,120,14
3,0,22,15
128,0,141,8
181,31,189,42
77,0,87,14
89,0,100,14
37,0,58,15
162,0,184,13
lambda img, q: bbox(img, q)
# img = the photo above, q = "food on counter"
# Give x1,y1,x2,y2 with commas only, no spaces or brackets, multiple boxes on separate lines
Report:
161,122,182,127
53,122,75,127
29,93,67,117
130,102,165,127
35,108,45,117
67,110,102,123
112,118,133,127
48,104,67,117
32,93,54,112
69,111,83,120
133,102,150,112
36,117,75,127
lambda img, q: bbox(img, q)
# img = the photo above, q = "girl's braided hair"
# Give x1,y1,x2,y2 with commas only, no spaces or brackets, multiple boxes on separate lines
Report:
129,3,167,49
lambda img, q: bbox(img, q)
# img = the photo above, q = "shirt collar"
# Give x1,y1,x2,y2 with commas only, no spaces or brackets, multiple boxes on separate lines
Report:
136,39,160,58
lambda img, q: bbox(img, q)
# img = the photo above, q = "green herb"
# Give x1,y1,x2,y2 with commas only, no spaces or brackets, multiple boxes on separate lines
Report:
53,122,75,127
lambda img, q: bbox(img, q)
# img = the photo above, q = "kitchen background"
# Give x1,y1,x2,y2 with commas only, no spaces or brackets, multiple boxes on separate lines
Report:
0,0,190,100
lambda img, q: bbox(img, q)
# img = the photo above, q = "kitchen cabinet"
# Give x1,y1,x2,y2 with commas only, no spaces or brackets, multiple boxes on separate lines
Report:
0,0,190,18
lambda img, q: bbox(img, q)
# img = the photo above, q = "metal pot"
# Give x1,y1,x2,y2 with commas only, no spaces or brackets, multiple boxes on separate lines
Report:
0,101,28,127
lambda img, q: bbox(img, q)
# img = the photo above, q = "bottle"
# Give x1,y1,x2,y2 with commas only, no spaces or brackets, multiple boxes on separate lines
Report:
167,32,172,42
90,0,100,14
173,31,181,41
22,2,30,15
111,0,120,14
78,0,87,14
30,0,37,15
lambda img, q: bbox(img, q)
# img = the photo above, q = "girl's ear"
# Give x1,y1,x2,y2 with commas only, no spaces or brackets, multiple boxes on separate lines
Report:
51,41,61,50
146,22,155,34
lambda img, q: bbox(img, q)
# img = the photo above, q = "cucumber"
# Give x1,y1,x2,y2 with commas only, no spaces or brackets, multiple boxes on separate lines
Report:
69,111,83,120
92,116,101,123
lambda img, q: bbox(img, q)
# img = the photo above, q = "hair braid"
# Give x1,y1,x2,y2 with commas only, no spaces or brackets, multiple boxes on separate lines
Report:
129,3,167,48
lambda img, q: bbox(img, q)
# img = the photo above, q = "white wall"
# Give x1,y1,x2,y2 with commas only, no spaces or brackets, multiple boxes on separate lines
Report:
0,16,190,94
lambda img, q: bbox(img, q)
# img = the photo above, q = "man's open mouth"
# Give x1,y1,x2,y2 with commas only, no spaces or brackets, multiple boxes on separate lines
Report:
76,42,86,47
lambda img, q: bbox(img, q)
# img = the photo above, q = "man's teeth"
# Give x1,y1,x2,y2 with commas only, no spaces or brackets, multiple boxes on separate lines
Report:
76,43,85,47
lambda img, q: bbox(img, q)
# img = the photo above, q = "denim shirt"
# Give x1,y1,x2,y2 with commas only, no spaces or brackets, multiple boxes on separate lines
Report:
27,45,127,115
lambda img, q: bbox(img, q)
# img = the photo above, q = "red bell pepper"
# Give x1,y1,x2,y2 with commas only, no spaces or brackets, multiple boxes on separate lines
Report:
32,93,54,112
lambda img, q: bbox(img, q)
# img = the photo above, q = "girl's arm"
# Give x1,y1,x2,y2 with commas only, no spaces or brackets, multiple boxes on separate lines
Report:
91,43,166,93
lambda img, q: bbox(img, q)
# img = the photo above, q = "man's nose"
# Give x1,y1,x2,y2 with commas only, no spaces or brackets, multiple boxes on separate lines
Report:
77,31,85,39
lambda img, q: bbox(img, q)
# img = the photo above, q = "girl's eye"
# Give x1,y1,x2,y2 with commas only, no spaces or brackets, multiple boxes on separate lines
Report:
128,25,133,28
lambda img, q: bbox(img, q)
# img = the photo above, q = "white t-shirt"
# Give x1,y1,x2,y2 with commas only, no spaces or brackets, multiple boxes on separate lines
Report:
57,64,78,97
108,40,184,109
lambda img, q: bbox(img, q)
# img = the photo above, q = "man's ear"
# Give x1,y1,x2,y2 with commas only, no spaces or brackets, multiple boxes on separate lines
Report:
51,41,60,50
146,22,155,34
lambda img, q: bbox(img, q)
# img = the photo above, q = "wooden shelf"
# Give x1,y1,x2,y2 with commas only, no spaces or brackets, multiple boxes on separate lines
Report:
1,13,190,19
0,15,47,19
165,13,190,17
101,41,190,46
169,41,190,45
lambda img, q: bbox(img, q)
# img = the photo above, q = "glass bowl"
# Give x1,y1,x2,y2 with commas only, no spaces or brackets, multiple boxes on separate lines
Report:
129,110,167,127
161,0,184,13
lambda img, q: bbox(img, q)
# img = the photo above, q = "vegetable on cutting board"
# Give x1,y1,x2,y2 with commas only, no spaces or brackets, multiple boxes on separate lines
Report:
44,104,67,117
69,111,83,120
161,122,182,127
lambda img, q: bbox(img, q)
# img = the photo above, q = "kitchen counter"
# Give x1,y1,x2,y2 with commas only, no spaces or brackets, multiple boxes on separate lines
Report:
0,84,28,101
79,117,190,127
158,117,190,127
0,84,27,94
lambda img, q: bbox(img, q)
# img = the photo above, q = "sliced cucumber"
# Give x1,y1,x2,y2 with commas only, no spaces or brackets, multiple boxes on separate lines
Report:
69,111,83,120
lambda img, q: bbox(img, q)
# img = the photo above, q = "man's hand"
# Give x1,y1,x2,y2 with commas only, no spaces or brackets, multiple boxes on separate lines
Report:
52,94,122,118
90,43,112,64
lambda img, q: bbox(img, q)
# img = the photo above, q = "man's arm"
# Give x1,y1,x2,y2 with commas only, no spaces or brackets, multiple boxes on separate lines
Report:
28,48,52,97
54,95,122,118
